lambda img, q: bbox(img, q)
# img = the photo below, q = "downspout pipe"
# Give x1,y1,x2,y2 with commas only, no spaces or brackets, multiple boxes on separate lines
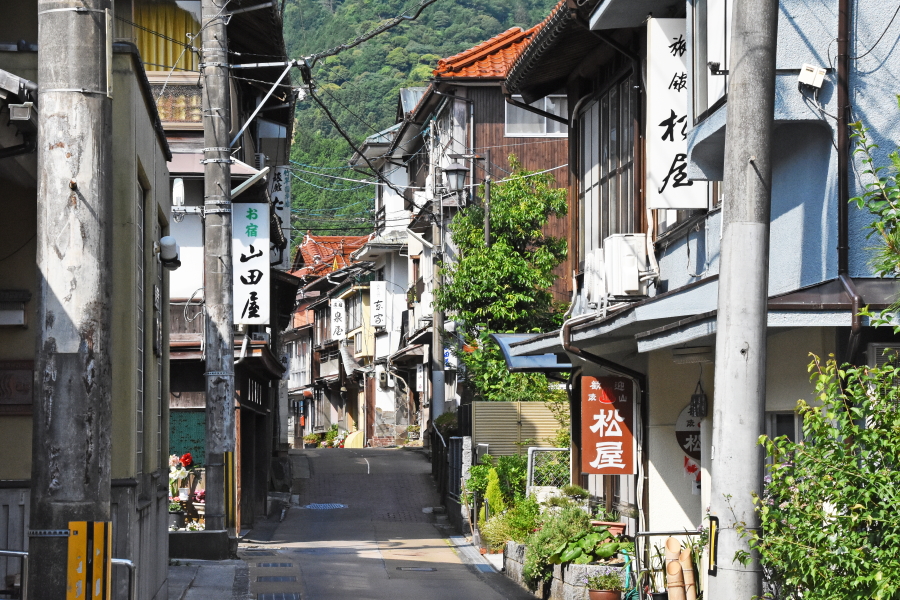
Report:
560,316,650,537
837,0,861,362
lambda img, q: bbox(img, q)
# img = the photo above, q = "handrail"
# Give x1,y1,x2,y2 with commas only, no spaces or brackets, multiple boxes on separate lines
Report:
0,550,134,600
0,550,27,600
433,427,446,448
633,530,702,600
112,558,137,600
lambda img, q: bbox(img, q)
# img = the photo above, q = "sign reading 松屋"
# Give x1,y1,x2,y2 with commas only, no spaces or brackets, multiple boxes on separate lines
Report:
370,281,387,327
646,18,707,210
580,376,636,475
233,203,270,324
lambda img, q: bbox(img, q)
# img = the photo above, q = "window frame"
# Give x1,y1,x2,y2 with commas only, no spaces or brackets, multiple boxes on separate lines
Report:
504,94,569,138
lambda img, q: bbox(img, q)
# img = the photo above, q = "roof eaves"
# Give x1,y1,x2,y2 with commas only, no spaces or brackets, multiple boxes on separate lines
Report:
506,1,574,95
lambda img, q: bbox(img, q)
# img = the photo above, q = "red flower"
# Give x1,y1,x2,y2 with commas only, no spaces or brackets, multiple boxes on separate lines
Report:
180,453,193,468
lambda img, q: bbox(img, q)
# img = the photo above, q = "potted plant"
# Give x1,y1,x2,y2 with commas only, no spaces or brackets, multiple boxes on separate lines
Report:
584,566,626,600
303,434,319,448
191,489,205,516
407,424,420,440
168,499,185,530
591,507,626,538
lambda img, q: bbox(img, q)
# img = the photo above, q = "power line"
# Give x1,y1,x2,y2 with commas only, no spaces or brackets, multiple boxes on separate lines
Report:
853,4,900,60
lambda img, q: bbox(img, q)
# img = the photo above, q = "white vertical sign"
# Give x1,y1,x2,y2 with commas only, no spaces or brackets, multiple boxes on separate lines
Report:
646,18,706,209
234,202,270,324
330,299,345,340
269,166,292,270
370,281,387,327
416,363,424,392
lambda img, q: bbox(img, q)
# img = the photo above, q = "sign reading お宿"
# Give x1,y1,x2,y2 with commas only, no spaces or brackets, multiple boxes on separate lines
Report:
580,376,636,475
234,203,270,324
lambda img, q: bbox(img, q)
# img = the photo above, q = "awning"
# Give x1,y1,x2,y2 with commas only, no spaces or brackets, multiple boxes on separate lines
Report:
492,333,572,373
169,152,261,177
389,343,428,365
339,343,363,374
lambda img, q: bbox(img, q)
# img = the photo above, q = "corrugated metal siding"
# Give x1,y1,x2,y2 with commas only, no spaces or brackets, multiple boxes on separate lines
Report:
472,401,565,456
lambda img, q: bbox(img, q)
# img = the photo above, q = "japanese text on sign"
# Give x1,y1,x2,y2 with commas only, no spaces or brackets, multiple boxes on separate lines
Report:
233,203,270,324
370,280,387,327
330,299,345,340
646,18,706,210
581,376,636,475
269,166,292,270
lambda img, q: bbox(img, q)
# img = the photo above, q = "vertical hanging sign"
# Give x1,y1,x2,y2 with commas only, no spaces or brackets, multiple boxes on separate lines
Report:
416,364,424,392
580,376,636,475
370,281,387,327
330,298,345,340
234,203,270,324
646,18,706,209
269,166,292,270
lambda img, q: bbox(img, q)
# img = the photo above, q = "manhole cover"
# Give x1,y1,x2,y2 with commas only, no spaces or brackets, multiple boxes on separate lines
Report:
396,567,437,572
299,503,346,510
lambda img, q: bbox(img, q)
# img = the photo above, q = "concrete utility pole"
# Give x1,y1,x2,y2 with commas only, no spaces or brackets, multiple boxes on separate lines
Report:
201,0,235,533
29,0,113,595
708,0,778,597
431,192,445,419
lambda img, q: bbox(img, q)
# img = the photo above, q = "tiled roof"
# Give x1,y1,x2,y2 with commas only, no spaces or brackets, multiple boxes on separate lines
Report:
433,25,541,79
289,232,371,278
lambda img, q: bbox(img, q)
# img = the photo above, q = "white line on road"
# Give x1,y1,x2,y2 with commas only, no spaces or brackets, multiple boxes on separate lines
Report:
364,457,370,474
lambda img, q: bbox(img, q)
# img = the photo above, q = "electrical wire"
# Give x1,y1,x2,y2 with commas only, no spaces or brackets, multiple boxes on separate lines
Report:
307,0,440,67
319,85,383,136
853,4,900,60
0,233,35,263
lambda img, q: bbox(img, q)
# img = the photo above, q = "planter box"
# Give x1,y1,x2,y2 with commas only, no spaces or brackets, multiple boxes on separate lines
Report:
504,541,626,600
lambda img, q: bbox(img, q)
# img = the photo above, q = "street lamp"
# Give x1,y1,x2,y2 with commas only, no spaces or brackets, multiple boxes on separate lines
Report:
444,163,468,193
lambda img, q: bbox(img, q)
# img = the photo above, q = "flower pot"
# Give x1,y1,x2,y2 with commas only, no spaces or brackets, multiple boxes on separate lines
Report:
648,593,669,600
178,487,190,501
193,502,205,516
590,520,627,537
304,443,317,448
588,591,622,600
168,511,185,529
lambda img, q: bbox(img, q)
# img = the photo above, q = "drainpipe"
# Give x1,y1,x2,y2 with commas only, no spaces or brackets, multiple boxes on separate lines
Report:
836,0,862,363
560,315,650,536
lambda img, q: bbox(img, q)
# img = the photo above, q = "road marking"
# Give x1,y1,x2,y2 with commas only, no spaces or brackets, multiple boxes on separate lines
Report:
364,457,370,474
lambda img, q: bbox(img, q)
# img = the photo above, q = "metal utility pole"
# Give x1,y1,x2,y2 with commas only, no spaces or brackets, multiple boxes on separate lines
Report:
201,0,235,533
431,195,445,419
708,0,778,597
30,0,113,595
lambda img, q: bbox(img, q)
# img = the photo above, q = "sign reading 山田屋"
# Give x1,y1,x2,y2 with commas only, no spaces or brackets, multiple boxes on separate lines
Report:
234,203,270,325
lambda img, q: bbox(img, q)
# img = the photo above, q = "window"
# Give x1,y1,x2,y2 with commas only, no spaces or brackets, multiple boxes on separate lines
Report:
578,75,636,266
505,95,568,137
347,293,362,332
289,334,312,388
314,306,330,345
133,0,201,72
766,411,803,464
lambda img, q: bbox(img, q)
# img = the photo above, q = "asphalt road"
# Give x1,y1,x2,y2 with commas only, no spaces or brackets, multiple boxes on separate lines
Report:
239,447,537,600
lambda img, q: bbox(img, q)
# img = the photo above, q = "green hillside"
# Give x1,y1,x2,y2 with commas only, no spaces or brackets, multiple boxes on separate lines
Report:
281,0,559,240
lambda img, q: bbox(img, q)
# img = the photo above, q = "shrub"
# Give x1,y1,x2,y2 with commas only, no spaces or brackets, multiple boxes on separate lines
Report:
434,412,458,437
479,495,541,552
523,506,592,590
485,468,506,515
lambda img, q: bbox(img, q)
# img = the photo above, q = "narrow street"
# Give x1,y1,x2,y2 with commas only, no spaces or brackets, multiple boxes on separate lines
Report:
235,448,535,600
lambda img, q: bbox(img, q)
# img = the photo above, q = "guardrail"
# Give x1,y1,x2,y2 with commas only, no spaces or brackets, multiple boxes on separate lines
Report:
0,551,136,600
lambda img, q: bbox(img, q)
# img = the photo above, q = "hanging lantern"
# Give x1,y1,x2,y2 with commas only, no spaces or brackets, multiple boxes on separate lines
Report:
689,380,708,418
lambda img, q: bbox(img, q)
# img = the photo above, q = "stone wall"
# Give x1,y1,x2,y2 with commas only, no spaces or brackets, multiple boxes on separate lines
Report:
504,542,625,600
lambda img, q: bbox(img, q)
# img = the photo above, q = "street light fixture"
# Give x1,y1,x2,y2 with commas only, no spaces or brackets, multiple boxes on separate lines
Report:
444,163,468,193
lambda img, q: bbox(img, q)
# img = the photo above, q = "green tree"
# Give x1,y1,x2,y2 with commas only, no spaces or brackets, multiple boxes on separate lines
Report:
437,156,568,403
750,355,900,600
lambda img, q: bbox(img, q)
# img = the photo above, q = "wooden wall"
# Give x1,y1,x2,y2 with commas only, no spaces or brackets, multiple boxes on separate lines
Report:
468,86,572,304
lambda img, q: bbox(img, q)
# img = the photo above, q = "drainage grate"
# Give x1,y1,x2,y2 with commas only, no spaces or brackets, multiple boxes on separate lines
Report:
258,594,302,600
299,503,346,510
396,567,437,572
257,576,297,582
257,563,293,568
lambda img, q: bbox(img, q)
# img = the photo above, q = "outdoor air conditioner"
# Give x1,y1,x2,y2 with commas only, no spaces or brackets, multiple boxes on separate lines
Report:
254,153,267,170
251,332,270,344
603,234,649,297
583,248,606,310
868,343,900,367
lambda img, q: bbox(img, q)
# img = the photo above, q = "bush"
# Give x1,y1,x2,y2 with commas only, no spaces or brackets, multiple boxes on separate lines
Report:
485,468,506,514
479,495,541,552
434,412,458,437
523,506,592,590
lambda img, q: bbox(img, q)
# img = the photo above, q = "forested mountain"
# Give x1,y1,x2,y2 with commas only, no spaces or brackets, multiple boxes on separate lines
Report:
281,0,559,239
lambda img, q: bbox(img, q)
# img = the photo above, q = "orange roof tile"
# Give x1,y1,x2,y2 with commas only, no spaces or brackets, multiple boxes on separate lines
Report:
433,25,541,80
289,232,371,278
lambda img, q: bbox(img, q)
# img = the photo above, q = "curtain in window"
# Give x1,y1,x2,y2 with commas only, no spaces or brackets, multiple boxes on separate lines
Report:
134,0,201,72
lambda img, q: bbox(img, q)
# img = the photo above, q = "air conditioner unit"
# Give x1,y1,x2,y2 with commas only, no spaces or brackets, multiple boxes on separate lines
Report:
868,343,900,367
251,332,270,344
583,248,606,310
254,153,267,171
603,234,649,297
